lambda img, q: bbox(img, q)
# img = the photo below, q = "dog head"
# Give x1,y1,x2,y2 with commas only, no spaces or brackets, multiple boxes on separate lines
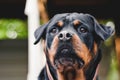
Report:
34,13,114,80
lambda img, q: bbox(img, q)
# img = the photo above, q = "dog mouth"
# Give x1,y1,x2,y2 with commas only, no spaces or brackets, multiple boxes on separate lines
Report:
54,57,84,70
54,46,84,73
53,44,85,80
54,54,84,80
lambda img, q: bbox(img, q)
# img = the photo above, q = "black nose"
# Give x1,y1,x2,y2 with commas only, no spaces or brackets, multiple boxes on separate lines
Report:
58,31,72,41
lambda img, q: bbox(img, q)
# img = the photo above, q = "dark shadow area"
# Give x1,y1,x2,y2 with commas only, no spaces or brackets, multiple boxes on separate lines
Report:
0,1,27,19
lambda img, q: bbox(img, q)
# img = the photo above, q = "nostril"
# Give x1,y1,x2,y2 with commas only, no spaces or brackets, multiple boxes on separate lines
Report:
66,33,72,38
66,33,72,40
58,33,63,40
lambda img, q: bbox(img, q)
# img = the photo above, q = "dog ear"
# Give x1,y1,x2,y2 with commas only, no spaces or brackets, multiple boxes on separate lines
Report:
94,21,114,41
87,14,114,41
34,23,48,44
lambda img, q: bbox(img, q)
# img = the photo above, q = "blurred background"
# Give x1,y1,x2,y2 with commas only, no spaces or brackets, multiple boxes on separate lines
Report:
0,0,120,80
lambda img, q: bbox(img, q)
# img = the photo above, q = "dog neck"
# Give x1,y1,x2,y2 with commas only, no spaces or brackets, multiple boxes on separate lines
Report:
56,69,86,80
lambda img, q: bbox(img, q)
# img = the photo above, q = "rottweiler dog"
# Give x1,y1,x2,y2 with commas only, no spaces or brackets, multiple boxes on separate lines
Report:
34,13,114,80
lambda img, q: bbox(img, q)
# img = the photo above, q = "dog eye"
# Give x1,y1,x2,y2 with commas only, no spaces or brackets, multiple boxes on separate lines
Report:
79,27,88,33
50,28,58,34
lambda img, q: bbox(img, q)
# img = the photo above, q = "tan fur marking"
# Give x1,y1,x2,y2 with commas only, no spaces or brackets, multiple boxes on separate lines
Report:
93,42,98,55
48,36,59,65
73,20,80,27
42,40,47,53
57,21,64,27
57,69,86,80
57,70,64,80
75,69,86,80
72,34,92,66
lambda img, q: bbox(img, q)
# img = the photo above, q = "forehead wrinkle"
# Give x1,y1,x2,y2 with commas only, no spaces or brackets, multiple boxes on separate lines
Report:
64,14,76,23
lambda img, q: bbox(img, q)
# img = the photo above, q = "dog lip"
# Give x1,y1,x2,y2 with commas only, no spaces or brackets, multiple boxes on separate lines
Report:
61,48,69,54
54,57,84,70
78,59,84,68
59,44,72,53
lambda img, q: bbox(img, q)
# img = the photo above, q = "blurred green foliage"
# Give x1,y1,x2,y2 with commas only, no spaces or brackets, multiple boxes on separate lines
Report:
107,53,119,80
106,38,119,80
0,19,27,39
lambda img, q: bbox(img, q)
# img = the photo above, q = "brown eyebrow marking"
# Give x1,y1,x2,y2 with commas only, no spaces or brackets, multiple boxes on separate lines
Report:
56,21,64,27
73,20,80,27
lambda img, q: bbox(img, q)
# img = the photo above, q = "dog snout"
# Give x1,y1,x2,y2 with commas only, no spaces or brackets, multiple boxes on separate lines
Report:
58,31,73,41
